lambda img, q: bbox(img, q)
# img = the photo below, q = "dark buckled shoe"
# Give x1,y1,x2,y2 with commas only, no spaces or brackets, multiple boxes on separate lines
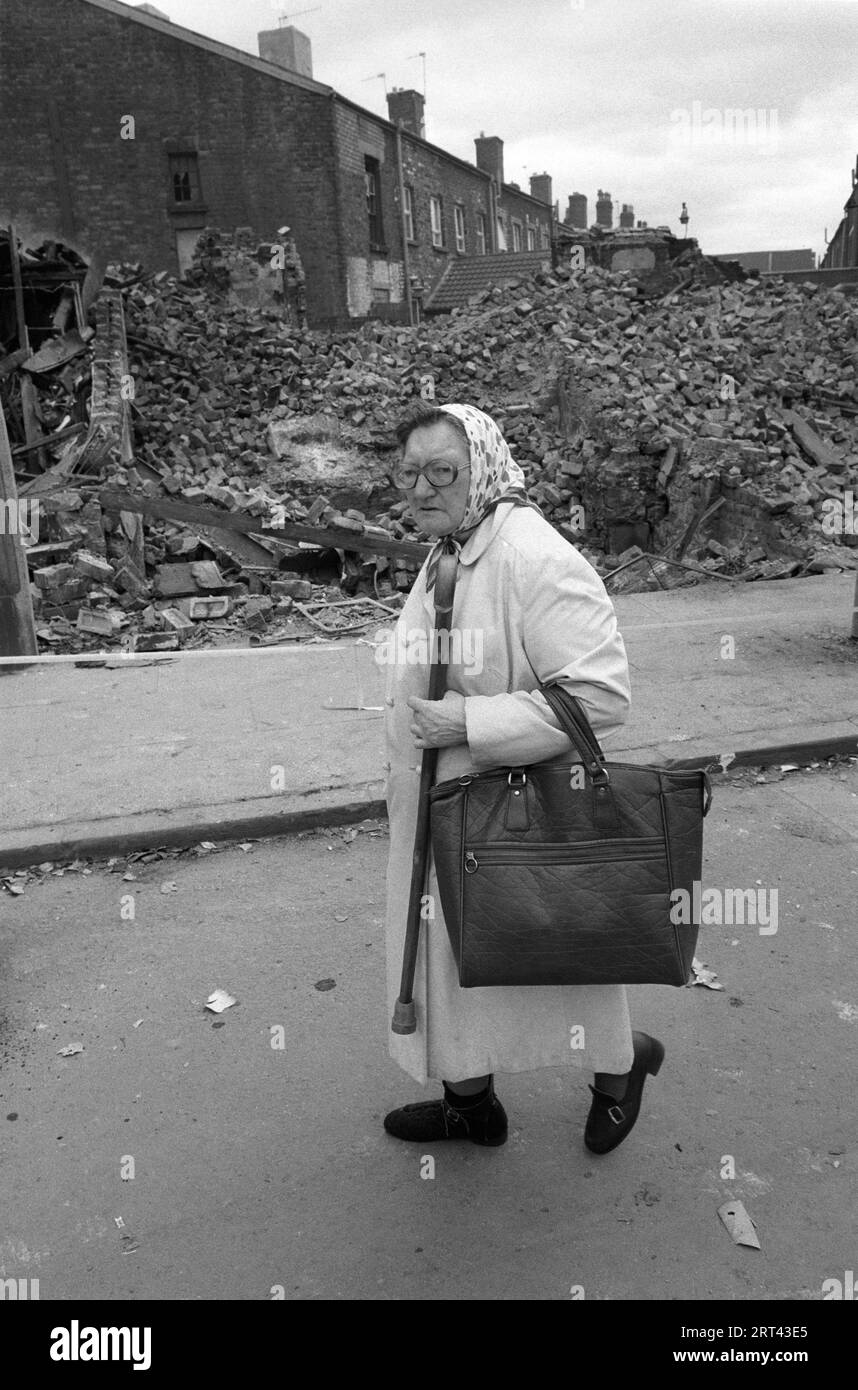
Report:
383,1077,508,1146
584,1031,665,1155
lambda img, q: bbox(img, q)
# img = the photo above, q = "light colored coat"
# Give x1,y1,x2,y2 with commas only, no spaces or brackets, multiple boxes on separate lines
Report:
377,501,636,1085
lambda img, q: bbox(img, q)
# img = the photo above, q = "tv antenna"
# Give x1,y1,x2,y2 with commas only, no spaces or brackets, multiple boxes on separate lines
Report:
363,71,388,96
279,7,321,25
407,51,427,100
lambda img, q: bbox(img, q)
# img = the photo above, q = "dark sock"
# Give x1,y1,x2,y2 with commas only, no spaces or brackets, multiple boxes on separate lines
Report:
443,1078,492,1108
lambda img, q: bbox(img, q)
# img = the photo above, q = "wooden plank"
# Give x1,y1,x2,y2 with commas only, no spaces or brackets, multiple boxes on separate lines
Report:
8,225,47,474
126,333,188,362
12,423,87,457
783,409,842,471
20,377,46,473
193,523,279,570
92,489,431,563
0,398,38,654
7,224,29,356
81,251,107,320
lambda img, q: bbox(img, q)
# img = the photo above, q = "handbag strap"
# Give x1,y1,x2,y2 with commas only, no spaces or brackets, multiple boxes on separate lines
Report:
427,547,459,701
426,563,606,777
540,682,607,778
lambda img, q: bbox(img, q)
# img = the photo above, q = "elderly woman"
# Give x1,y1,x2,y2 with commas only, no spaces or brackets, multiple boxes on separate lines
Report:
378,401,663,1154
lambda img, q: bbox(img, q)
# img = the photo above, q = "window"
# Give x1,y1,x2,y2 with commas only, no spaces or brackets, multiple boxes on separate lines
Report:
512,220,523,251
527,224,536,250
476,212,487,255
540,223,551,249
453,205,466,254
403,185,415,242
169,153,201,205
365,156,384,248
430,195,444,248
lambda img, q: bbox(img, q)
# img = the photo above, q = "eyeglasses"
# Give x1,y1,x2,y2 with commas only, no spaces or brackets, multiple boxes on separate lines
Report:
392,462,469,490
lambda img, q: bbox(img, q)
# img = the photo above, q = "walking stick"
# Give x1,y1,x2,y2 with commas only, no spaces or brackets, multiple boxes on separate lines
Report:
391,546,459,1034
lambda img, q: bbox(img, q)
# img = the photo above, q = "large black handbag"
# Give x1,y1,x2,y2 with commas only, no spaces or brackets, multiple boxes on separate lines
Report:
429,682,712,987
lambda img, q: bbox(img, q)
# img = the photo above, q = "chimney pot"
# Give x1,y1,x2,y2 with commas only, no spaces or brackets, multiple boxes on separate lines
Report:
530,172,553,206
565,192,588,229
387,88,425,139
257,25,313,78
475,135,504,187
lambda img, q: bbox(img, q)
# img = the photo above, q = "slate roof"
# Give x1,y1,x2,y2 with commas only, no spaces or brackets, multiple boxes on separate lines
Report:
424,251,551,312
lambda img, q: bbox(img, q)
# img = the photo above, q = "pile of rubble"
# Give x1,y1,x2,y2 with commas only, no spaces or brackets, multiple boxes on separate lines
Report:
122,240,858,582
1,229,414,654
121,232,855,586
3,225,857,657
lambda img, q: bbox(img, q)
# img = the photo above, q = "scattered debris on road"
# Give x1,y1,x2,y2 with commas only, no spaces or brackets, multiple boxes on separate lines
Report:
205,988,237,1013
690,958,726,990
718,1199,762,1250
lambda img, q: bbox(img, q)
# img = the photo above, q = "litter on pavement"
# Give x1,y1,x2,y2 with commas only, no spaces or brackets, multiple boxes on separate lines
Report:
205,988,237,1013
690,958,725,990
718,1200,761,1250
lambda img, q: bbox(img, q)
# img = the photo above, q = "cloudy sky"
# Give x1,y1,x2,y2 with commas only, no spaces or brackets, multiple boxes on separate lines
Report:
140,0,858,260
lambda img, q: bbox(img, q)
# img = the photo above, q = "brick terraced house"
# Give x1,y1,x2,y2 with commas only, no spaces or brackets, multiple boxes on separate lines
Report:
0,0,554,327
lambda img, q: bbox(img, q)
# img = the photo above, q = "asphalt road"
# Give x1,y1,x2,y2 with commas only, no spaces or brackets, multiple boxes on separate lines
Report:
1,764,856,1301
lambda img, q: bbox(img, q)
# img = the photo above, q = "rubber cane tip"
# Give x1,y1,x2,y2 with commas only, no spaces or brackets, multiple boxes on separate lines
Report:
391,1000,416,1034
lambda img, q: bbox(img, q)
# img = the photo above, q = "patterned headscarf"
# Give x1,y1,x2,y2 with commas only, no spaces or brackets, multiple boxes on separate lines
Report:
424,403,540,592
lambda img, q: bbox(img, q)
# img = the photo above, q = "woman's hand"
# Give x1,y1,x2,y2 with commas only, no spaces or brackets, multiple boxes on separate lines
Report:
407,691,467,749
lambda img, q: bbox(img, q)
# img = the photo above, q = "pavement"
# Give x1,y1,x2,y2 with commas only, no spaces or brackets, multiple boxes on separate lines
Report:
1,768,857,1300
1,571,857,869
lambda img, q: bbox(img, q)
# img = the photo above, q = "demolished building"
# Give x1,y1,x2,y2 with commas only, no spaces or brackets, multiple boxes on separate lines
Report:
2,219,857,658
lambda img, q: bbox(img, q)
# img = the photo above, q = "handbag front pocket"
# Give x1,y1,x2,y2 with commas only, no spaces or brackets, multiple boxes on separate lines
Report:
463,838,665,871
455,838,680,988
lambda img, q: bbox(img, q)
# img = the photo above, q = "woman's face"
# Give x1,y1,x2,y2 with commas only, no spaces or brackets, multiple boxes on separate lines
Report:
399,421,472,538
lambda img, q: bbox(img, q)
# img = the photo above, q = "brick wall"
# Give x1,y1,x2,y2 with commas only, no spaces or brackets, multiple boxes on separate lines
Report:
498,186,553,253
331,101,405,317
0,0,347,325
334,102,507,313
397,137,495,302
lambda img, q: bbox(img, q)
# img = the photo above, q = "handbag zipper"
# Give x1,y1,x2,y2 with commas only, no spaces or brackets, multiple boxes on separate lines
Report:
464,839,664,872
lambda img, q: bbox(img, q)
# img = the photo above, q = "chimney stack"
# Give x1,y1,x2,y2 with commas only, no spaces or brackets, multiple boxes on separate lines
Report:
387,88,425,139
619,203,635,229
258,25,313,79
475,134,504,187
565,192,587,229
596,189,613,228
530,172,553,206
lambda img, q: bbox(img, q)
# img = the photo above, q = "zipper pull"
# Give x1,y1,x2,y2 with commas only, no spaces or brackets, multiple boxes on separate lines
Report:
465,851,478,873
